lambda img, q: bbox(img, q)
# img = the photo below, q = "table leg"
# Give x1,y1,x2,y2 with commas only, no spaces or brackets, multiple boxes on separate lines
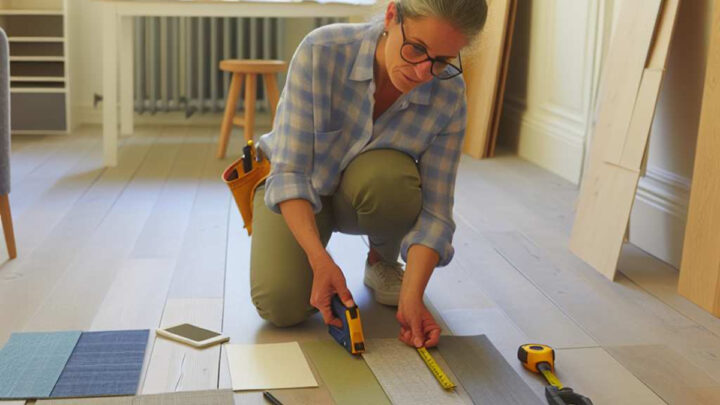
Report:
103,4,119,166
120,16,135,136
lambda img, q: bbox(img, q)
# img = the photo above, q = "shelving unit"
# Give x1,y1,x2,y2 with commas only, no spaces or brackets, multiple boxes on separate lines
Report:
1,0,70,134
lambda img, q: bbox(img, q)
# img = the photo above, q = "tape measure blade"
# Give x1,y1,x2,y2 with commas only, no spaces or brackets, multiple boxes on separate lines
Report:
417,347,456,390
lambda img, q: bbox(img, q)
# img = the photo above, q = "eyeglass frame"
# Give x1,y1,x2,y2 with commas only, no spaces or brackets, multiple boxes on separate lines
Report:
395,3,463,80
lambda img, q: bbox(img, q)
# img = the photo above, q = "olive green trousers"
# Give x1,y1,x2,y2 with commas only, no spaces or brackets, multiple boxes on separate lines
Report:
249,149,422,326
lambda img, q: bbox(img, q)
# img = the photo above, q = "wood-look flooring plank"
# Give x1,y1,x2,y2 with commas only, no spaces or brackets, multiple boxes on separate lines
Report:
556,347,665,405
130,128,212,259
141,298,223,394
450,219,596,348
89,258,176,395
618,244,720,339
9,132,91,191
165,129,231,299
607,344,720,405
22,131,183,332
437,335,539,405
439,307,546,398
490,229,720,383
0,134,156,345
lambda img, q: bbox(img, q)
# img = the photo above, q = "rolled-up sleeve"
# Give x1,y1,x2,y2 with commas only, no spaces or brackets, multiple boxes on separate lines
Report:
262,38,322,214
400,87,467,267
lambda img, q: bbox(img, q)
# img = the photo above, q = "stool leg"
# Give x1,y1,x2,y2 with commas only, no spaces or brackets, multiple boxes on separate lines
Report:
0,194,16,259
218,72,244,159
264,73,281,126
244,73,257,142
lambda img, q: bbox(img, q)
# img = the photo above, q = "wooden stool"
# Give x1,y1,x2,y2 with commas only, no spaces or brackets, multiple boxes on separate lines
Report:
217,59,288,159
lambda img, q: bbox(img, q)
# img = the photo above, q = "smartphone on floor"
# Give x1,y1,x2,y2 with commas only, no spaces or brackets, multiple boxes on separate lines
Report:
156,323,229,348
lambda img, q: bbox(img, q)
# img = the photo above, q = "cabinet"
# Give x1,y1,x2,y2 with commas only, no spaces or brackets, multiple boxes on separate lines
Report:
0,0,70,134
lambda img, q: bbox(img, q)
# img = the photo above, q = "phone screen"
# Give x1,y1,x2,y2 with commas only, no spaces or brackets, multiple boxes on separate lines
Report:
164,323,221,342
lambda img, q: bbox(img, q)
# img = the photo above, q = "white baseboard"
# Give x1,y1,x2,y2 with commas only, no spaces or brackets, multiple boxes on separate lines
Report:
499,101,585,184
630,166,691,269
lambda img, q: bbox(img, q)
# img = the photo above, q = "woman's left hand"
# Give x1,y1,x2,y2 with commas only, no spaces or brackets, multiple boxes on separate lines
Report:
396,294,442,348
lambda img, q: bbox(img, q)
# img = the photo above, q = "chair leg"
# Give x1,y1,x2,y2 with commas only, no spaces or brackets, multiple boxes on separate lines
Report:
218,72,244,159
244,73,257,143
0,194,16,259
264,73,280,125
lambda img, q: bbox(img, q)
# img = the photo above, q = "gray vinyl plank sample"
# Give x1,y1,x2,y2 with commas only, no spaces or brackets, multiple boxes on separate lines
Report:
437,335,539,405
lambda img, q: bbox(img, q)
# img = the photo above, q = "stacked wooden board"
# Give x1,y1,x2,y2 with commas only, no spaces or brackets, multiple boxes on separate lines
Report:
678,0,720,316
462,0,518,159
569,0,680,280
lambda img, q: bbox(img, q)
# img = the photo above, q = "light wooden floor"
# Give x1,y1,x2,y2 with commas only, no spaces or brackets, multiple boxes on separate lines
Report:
1,125,720,405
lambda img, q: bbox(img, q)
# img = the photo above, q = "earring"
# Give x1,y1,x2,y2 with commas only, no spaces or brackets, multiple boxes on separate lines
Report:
382,31,388,37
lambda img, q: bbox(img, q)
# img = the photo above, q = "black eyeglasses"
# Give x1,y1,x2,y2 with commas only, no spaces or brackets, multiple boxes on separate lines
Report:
396,4,463,80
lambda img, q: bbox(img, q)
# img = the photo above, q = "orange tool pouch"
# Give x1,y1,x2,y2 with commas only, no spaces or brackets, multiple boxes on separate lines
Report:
221,155,271,236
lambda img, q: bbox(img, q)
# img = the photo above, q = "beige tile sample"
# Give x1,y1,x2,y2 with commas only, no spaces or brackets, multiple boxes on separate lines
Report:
225,342,318,391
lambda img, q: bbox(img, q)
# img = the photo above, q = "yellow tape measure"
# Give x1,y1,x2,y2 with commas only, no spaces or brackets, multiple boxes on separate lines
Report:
416,347,456,390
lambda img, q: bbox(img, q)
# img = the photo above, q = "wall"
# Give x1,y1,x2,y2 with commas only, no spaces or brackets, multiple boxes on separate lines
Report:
629,0,713,268
498,0,604,184
66,1,321,126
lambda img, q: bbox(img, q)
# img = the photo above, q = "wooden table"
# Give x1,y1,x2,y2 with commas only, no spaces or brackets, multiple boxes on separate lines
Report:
95,0,375,166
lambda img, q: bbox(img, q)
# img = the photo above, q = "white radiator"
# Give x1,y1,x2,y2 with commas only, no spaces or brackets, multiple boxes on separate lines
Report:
134,17,343,117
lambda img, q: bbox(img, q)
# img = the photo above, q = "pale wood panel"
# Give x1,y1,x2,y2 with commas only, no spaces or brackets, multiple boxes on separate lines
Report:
646,0,682,74
607,344,720,404
487,0,517,158
586,0,662,171
141,298,223,394
0,134,156,345
570,162,640,280
570,0,680,280
22,131,183,332
462,0,513,159
678,0,720,316
619,68,663,168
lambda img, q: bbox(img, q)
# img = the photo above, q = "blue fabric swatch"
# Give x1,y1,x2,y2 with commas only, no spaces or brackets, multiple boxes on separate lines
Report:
50,330,149,398
0,331,82,399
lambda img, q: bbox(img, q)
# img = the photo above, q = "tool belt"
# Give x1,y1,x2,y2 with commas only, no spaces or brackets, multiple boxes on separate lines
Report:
221,154,271,236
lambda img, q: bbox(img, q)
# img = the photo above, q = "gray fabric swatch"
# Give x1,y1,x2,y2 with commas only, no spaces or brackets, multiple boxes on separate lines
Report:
38,389,234,404
437,335,540,405
0,331,82,399
50,330,150,398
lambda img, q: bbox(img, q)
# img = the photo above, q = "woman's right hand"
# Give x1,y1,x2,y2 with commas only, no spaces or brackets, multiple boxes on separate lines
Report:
309,254,355,328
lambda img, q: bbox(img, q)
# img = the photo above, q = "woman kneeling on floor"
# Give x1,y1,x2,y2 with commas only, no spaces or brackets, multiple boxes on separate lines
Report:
250,0,488,348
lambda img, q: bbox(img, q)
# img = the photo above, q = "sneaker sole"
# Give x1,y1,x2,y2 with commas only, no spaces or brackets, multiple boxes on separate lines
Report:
364,275,400,306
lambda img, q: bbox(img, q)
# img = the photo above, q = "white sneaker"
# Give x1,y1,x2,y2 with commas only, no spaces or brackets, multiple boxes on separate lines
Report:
363,260,404,306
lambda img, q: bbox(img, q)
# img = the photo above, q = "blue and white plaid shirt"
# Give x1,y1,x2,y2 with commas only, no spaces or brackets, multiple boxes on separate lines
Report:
258,21,467,266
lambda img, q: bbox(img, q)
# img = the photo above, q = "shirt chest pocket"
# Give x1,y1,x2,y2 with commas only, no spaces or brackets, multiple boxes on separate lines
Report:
312,128,348,186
